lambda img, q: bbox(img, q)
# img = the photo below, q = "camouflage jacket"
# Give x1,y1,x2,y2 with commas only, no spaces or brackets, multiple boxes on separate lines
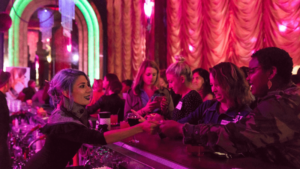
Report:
183,84,300,168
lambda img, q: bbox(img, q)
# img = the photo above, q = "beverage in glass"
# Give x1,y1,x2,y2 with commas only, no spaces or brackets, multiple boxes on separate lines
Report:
127,112,140,143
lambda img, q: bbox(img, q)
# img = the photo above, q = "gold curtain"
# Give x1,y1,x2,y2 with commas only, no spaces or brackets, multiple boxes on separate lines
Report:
167,0,300,69
113,0,122,80
107,0,144,80
107,0,115,73
107,0,300,78
122,0,132,80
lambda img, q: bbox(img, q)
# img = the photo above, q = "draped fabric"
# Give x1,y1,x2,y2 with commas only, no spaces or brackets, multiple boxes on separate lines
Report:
167,0,300,70
107,0,300,79
113,0,123,80
107,0,144,80
122,0,132,80
107,0,115,74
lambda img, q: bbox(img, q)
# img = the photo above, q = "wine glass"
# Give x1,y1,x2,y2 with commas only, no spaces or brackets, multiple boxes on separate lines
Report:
127,112,140,143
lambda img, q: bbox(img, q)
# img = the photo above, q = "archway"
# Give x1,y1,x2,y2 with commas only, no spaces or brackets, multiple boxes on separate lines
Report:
8,0,100,81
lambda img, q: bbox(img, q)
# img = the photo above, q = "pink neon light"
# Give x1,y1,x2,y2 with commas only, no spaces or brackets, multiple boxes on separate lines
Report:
36,61,39,69
279,24,287,32
46,38,50,42
144,0,154,18
67,44,72,52
250,37,257,43
189,45,194,52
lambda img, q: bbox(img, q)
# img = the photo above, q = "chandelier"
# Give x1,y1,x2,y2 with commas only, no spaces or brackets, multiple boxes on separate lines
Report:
38,9,54,42
59,0,75,38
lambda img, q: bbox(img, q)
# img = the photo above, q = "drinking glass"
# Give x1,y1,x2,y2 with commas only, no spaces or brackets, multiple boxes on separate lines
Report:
127,113,140,143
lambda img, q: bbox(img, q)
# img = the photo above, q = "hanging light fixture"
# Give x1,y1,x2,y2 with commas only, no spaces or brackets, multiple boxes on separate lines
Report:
59,0,75,38
144,0,154,18
38,9,54,43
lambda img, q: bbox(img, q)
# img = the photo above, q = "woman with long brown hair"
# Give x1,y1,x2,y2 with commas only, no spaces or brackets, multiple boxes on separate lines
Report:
124,60,174,119
177,62,253,124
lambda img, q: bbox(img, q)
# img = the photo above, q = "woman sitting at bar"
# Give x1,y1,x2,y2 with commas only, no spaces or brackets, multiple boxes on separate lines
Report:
125,60,174,119
160,47,300,168
166,56,203,121
87,80,125,122
102,73,119,93
192,68,214,102
24,69,158,169
178,62,252,125
88,79,104,106
160,69,181,107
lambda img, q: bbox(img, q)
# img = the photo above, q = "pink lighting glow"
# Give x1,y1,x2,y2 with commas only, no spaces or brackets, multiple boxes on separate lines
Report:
144,0,154,18
36,61,39,69
250,37,257,43
251,50,255,54
46,38,50,42
278,24,287,32
189,45,194,52
67,44,72,52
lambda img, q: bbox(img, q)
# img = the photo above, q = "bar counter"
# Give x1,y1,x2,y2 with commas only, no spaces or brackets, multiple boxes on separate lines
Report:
106,131,292,169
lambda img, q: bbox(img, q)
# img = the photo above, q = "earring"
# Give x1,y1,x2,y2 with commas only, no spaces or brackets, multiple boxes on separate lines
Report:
267,80,272,90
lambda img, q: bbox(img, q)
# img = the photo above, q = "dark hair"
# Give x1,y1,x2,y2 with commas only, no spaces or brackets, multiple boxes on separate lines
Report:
291,75,300,84
132,60,160,95
240,66,249,79
210,62,253,106
48,69,90,109
192,68,212,98
28,80,35,87
160,69,168,84
105,73,119,91
251,47,293,84
122,79,133,88
110,80,123,94
93,79,103,92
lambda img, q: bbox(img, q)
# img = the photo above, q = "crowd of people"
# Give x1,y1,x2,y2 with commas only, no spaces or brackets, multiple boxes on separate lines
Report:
1,47,300,168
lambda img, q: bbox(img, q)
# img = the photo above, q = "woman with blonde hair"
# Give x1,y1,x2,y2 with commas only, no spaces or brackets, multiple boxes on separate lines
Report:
124,60,174,119
166,56,203,121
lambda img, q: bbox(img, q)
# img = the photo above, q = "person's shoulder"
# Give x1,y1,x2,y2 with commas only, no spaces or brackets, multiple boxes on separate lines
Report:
185,90,201,100
187,90,200,96
238,104,252,116
22,87,28,92
201,100,217,108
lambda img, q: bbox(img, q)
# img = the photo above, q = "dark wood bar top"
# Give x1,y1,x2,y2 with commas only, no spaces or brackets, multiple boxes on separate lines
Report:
116,132,292,169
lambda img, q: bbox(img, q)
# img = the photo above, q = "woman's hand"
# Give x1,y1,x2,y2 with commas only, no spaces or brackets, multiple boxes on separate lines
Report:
160,120,184,138
160,96,168,113
138,120,160,134
138,99,160,115
145,113,164,122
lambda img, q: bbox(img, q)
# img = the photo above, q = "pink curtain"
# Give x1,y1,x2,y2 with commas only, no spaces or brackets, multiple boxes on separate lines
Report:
107,0,144,80
167,0,300,70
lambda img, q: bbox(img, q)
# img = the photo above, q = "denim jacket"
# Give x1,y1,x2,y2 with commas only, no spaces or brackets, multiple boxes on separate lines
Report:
178,100,251,125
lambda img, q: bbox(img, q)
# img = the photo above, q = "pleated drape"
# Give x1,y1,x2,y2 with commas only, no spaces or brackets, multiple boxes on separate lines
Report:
107,0,144,80
113,0,123,80
107,0,115,74
107,0,300,80
167,0,300,69
122,0,132,80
